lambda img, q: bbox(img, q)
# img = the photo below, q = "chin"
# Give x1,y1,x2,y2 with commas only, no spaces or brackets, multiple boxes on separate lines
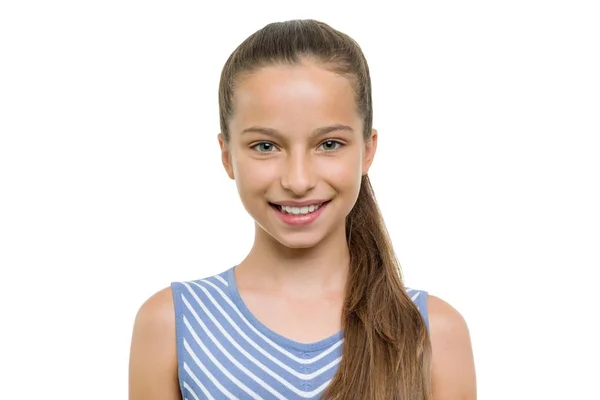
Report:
271,231,325,250
277,238,321,250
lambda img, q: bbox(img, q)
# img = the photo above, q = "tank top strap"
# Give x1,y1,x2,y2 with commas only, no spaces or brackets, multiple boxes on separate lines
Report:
406,288,429,330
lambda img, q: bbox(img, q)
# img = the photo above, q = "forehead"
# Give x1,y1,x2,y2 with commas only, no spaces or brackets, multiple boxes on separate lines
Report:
229,63,361,134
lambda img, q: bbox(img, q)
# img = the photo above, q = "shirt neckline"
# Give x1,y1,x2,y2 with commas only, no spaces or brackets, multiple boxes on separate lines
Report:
225,265,345,353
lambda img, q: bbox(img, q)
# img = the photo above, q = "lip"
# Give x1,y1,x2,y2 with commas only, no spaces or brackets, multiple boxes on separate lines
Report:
270,200,330,226
270,199,330,207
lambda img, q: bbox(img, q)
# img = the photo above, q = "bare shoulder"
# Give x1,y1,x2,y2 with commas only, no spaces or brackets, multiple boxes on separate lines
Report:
129,286,181,400
427,295,477,400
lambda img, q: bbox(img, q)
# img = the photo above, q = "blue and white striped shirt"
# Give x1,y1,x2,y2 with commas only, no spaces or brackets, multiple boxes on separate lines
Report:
171,266,429,400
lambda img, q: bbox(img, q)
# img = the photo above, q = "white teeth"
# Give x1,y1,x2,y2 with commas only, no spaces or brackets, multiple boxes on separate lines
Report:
279,203,322,215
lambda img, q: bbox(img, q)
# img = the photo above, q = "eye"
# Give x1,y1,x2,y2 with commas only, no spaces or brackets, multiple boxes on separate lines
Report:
251,142,279,153
318,140,343,152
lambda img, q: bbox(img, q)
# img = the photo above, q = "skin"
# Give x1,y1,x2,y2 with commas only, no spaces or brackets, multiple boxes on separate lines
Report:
129,60,477,399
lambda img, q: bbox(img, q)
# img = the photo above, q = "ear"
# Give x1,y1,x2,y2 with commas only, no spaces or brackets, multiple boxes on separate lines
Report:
218,133,235,180
362,128,378,175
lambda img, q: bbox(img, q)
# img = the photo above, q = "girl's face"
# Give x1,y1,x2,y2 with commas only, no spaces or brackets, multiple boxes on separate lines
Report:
219,61,377,249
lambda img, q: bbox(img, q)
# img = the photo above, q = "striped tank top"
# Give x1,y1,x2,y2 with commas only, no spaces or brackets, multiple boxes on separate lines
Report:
171,266,429,400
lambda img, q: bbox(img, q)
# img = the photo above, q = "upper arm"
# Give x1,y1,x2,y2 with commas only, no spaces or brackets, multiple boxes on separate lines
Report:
428,295,477,400
128,286,181,400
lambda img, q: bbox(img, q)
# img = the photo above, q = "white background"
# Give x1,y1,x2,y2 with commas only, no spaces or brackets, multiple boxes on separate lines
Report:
1,0,599,398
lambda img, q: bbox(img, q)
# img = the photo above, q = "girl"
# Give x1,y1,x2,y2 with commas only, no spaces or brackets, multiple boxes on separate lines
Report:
129,19,476,400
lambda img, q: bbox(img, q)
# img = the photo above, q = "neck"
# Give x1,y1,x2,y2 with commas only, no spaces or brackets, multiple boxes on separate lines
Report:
235,223,350,297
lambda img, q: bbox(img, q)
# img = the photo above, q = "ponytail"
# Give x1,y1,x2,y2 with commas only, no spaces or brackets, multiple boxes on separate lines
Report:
321,175,432,400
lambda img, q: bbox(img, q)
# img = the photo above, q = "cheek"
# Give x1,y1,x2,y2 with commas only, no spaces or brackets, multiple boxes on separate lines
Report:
233,157,276,198
320,153,363,190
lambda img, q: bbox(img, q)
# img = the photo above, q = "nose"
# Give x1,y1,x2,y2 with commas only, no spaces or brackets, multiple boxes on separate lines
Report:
280,151,316,195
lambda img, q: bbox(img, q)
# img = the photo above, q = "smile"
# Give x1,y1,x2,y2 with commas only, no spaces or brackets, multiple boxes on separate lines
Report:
276,203,324,215
269,200,331,226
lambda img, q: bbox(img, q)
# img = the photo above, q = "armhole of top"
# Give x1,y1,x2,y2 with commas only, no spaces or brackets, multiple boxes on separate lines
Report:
170,282,186,399
416,290,430,332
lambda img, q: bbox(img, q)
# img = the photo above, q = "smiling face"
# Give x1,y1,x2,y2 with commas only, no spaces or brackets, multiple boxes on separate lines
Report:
219,60,377,249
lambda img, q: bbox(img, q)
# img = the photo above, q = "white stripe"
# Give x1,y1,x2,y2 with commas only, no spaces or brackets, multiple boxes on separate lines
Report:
214,275,228,286
184,343,238,400
182,380,205,400
182,293,340,396
183,362,217,400
411,292,420,302
189,280,343,364
184,330,264,399
306,378,334,399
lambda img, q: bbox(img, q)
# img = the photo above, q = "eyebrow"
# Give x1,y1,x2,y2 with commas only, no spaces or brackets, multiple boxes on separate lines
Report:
240,124,354,138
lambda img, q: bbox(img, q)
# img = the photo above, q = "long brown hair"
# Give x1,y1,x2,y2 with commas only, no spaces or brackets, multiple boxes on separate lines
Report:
218,19,432,400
